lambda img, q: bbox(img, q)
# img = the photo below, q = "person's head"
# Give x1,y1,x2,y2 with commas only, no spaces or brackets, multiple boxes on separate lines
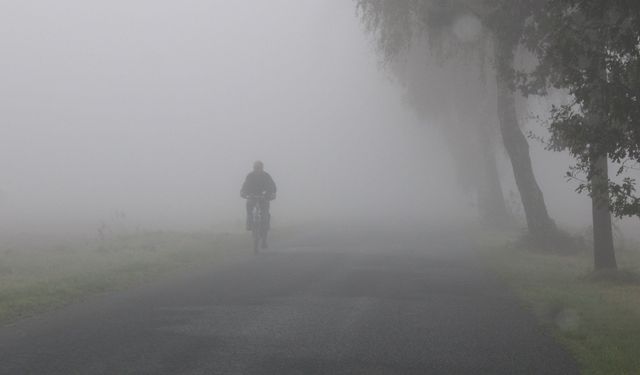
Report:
253,160,264,172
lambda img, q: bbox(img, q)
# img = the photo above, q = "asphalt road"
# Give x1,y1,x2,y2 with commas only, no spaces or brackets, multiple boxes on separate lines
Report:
0,225,580,374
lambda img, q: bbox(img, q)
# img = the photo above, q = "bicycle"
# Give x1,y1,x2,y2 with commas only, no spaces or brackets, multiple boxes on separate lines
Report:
246,194,270,254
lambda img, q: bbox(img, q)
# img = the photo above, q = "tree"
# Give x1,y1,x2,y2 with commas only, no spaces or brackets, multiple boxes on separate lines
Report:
395,39,509,225
356,0,557,243
522,0,640,269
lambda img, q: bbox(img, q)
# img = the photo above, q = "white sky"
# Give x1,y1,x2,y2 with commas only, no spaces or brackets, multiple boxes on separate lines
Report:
2,0,632,239
0,0,460,232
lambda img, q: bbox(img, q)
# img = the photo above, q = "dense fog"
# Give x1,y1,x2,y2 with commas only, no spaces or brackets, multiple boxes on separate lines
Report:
0,0,456,235
0,0,636,239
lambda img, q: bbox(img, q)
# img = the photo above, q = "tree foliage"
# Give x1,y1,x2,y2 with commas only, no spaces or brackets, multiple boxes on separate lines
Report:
357,1,511,223
355,0,535,59
522,0,640,217
356,0,559,242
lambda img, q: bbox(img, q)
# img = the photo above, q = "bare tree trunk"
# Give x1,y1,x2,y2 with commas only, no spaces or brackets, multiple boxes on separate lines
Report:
590,155,617,270
494,38,556,243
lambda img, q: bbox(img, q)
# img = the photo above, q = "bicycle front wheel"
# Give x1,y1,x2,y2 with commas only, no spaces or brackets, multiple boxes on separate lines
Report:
252,222,261,254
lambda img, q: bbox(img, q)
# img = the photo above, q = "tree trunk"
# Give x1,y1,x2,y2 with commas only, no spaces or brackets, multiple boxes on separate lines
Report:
588,40,617,270
494,38,556,243
477,117,509,226
476,43,509,226
444,87,508,225
590,155,617,270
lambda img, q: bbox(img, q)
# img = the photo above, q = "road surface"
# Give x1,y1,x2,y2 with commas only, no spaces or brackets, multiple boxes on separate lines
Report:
0,224,580,374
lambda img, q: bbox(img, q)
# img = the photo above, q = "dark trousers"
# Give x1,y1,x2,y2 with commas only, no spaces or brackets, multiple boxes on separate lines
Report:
246,198,271,229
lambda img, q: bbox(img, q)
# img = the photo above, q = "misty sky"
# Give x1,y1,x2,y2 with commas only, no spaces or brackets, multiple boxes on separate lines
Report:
2,0,634,237
0,0,462,233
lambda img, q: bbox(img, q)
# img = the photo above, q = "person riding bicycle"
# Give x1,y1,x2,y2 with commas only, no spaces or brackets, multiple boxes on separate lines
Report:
240,161,277,232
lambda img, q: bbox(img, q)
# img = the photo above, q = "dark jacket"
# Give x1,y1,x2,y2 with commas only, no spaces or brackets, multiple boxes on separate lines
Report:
241,171,277,198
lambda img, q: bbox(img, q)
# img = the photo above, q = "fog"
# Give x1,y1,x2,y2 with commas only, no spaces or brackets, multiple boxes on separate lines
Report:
0,0,636,239
1,3,638,372
0,0,463,235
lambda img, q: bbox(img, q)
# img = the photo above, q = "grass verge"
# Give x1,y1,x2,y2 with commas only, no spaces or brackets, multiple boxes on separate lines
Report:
475,227,640,375
0,230,255,325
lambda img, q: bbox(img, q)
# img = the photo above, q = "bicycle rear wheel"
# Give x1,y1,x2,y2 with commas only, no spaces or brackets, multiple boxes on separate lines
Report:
251,210,261,254
252,228,260,254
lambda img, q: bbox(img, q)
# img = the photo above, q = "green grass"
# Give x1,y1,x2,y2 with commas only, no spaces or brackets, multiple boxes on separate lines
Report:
476,227,640,375
0,230,254,324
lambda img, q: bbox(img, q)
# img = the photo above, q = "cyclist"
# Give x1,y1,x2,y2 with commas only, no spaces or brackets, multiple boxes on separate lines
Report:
240,161,277,237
